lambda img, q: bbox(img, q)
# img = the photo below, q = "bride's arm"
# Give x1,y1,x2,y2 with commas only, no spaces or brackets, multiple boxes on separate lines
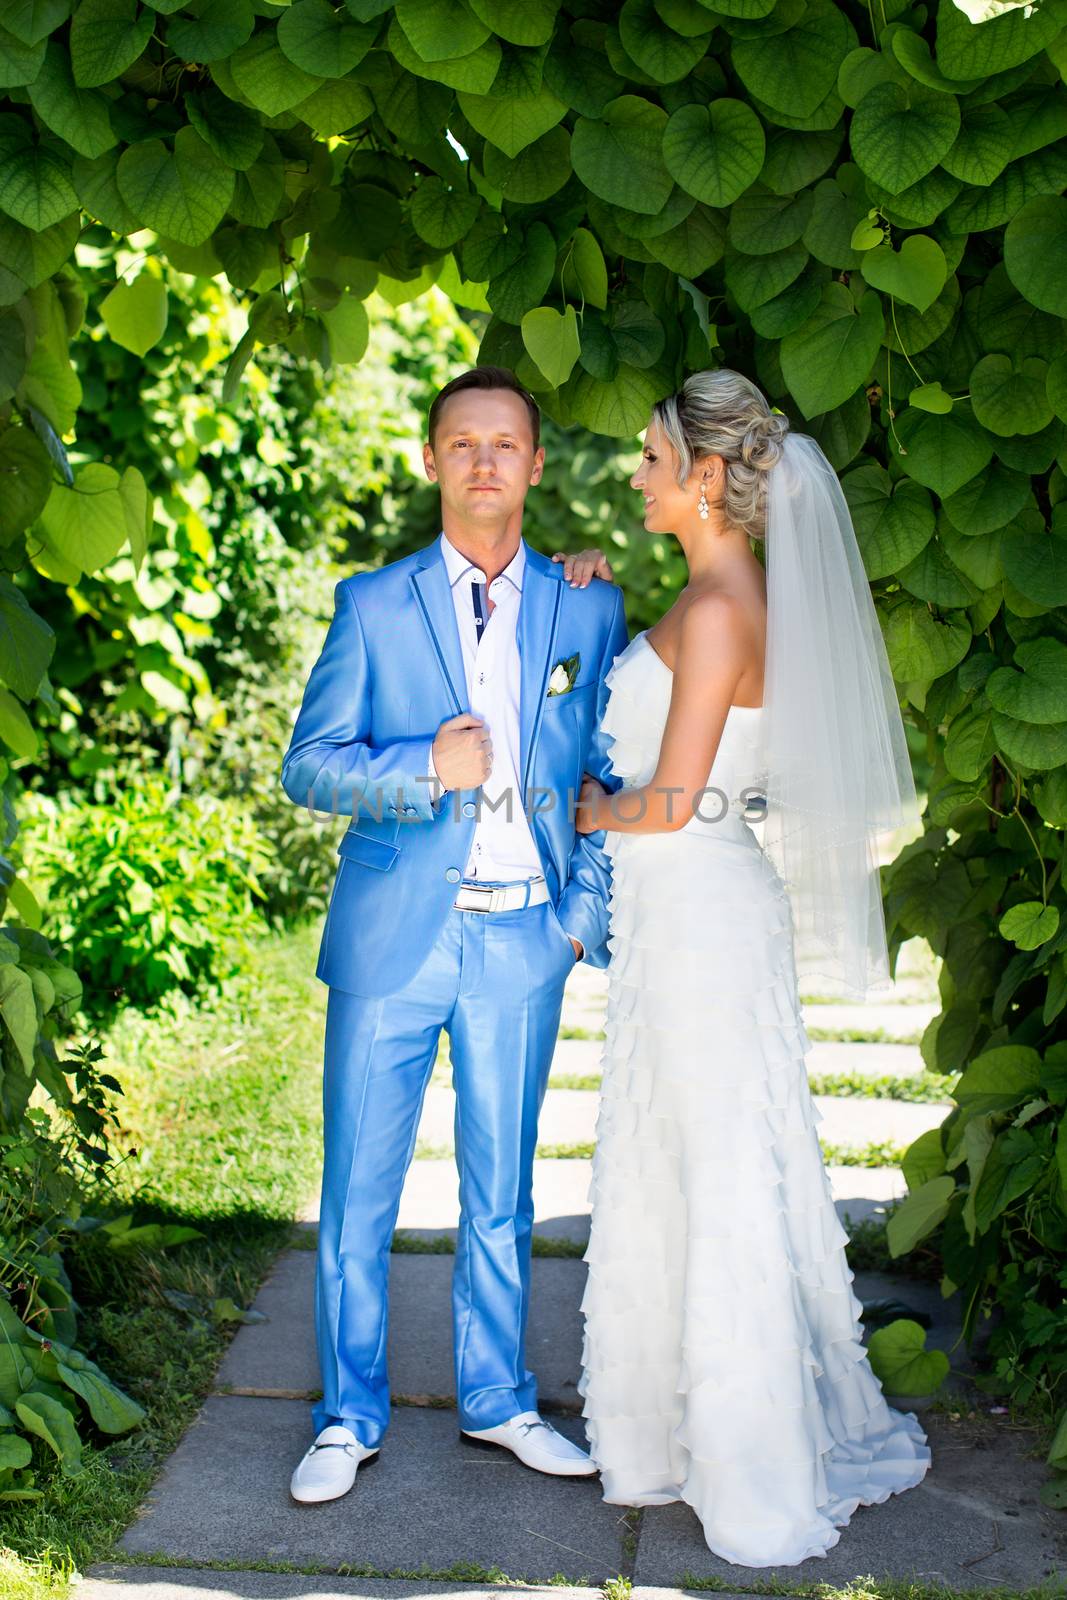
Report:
577,592,747,836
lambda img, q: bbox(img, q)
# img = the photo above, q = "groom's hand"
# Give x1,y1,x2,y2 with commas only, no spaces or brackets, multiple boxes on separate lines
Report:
432,713,493,790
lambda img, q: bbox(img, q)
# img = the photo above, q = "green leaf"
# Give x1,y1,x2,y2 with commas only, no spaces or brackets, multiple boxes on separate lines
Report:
935,0,1064,81
230,29,323,115
1004,195,1067,319
68,0,152,88
0,210,77,290
386,16,500,92
662,99,765,208
0,426,51,543
901,1127,945,1190
646,203,726,276
973,1127,1044,1233
851,80,960,195
53,1345,145,1433
909,381,953,415
0,959,35,1065
0,686,37,759
36,460,128,578
1000,901,1059,951
883,601,970,682
867,1319,949,1397
987,640,1067,725
486,219,555,324
1001,525,1067,608
724,240,808,312
970,354,1052,439
277,0,375,77
731,0,853,118
779,282,884,419
608,298,664,369
860,235,946,314
15,1391,83,1473
893,405,994,498
842,463,935,580
458,80,566,158
2,1,72,49
27,38,116,159
166,0,254,63
100,271,168,357
116,127,235,248
0,576,54,700
521,304,580,389
410,178,480,250
886,1175,955,1256
294,76,373,136
618,0,711,85
0,114,77,230
482,125,571,203
571,94,673,216
564,362,664,437
993,711,1067,771
185,87,263,171
468,0,560,46
955,1045,1041,1115
569,227,607,310
321,293,369,364
395,0,490,62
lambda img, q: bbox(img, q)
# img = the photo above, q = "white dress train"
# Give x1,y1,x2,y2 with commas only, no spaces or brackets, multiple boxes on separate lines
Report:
578,631,931,1568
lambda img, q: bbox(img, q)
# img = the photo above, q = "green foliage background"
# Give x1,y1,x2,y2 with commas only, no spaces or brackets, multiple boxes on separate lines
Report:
1,0,1067,1496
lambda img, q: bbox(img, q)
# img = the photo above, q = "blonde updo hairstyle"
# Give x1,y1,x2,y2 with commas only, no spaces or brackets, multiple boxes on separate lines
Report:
651,368,790,542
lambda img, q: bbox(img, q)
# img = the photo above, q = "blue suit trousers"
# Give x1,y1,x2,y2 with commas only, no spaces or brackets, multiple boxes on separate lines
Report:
311,893,576,1446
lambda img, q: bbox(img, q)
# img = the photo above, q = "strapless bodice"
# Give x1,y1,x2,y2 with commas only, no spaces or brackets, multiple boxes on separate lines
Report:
601,631,767,841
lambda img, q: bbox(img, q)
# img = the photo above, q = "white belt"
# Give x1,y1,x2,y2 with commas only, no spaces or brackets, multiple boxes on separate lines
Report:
453,876,549,914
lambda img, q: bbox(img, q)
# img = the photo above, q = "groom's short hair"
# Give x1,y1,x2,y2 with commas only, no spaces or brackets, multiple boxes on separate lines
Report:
428,366,541,451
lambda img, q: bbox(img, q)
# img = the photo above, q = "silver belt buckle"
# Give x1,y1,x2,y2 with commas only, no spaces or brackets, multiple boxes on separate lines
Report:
460,882,497,914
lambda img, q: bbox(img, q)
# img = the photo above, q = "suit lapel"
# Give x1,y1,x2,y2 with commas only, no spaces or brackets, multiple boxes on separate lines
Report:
517,543,564,797
410,540,467,717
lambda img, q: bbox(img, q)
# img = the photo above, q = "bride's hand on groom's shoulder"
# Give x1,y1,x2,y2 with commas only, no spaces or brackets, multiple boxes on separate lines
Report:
552,548,615,587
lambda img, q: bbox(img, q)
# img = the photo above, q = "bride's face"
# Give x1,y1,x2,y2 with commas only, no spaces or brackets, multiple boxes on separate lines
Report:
630,420,712,535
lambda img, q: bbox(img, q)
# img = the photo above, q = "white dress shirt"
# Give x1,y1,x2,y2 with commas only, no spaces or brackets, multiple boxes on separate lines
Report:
428,532,546,882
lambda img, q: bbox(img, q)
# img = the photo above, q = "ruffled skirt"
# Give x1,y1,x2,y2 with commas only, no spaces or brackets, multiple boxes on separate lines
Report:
578,822,931,1568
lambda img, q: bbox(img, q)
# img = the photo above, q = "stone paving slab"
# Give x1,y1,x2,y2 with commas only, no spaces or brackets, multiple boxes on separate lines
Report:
803,1001,937,1039
631,1414,1067,1591
116,1398,627,1585
298,1159,906,1238
547,1036,932,1085
216,1254,584,1412
217,1255,967,1414
80,1571,606,1600
413,1086,946,1153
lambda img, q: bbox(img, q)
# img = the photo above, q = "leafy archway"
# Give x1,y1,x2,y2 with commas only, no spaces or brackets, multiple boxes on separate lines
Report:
2,0,1067,1495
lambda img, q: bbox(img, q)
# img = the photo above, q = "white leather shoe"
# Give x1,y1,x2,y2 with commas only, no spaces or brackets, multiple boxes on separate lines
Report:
289,1423,379,1503
461,1411,597,1476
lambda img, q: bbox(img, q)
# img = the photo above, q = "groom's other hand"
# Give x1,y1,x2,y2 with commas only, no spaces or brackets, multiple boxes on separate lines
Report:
551,548,615,587
432,713,493,791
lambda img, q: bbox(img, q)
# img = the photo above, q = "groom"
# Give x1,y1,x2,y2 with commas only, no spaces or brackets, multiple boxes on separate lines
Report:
281,365,629,1503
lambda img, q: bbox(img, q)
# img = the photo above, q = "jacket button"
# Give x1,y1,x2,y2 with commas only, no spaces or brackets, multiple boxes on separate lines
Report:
461,801,477,818
445,867,461,883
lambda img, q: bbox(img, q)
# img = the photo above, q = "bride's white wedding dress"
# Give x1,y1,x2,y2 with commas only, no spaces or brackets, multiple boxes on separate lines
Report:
578,630,932,1568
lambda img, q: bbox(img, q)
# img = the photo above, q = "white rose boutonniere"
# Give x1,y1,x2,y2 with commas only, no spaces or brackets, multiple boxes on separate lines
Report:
547,653,580,696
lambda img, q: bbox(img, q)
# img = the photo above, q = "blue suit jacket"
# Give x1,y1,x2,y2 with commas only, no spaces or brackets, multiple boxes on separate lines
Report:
281,535,630,997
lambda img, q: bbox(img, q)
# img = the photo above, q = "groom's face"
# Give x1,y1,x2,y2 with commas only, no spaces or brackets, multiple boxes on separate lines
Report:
423,389,545,527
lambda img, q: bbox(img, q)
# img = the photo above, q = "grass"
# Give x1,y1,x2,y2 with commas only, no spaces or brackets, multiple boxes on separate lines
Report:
549,1070,954,1103
416,1139,909,1168
3,919,328,1600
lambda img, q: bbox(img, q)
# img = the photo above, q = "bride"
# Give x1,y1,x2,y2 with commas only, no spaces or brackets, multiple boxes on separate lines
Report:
552,368,932,1567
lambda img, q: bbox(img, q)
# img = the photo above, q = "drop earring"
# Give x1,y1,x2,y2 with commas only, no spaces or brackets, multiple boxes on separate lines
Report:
698,481,709,520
